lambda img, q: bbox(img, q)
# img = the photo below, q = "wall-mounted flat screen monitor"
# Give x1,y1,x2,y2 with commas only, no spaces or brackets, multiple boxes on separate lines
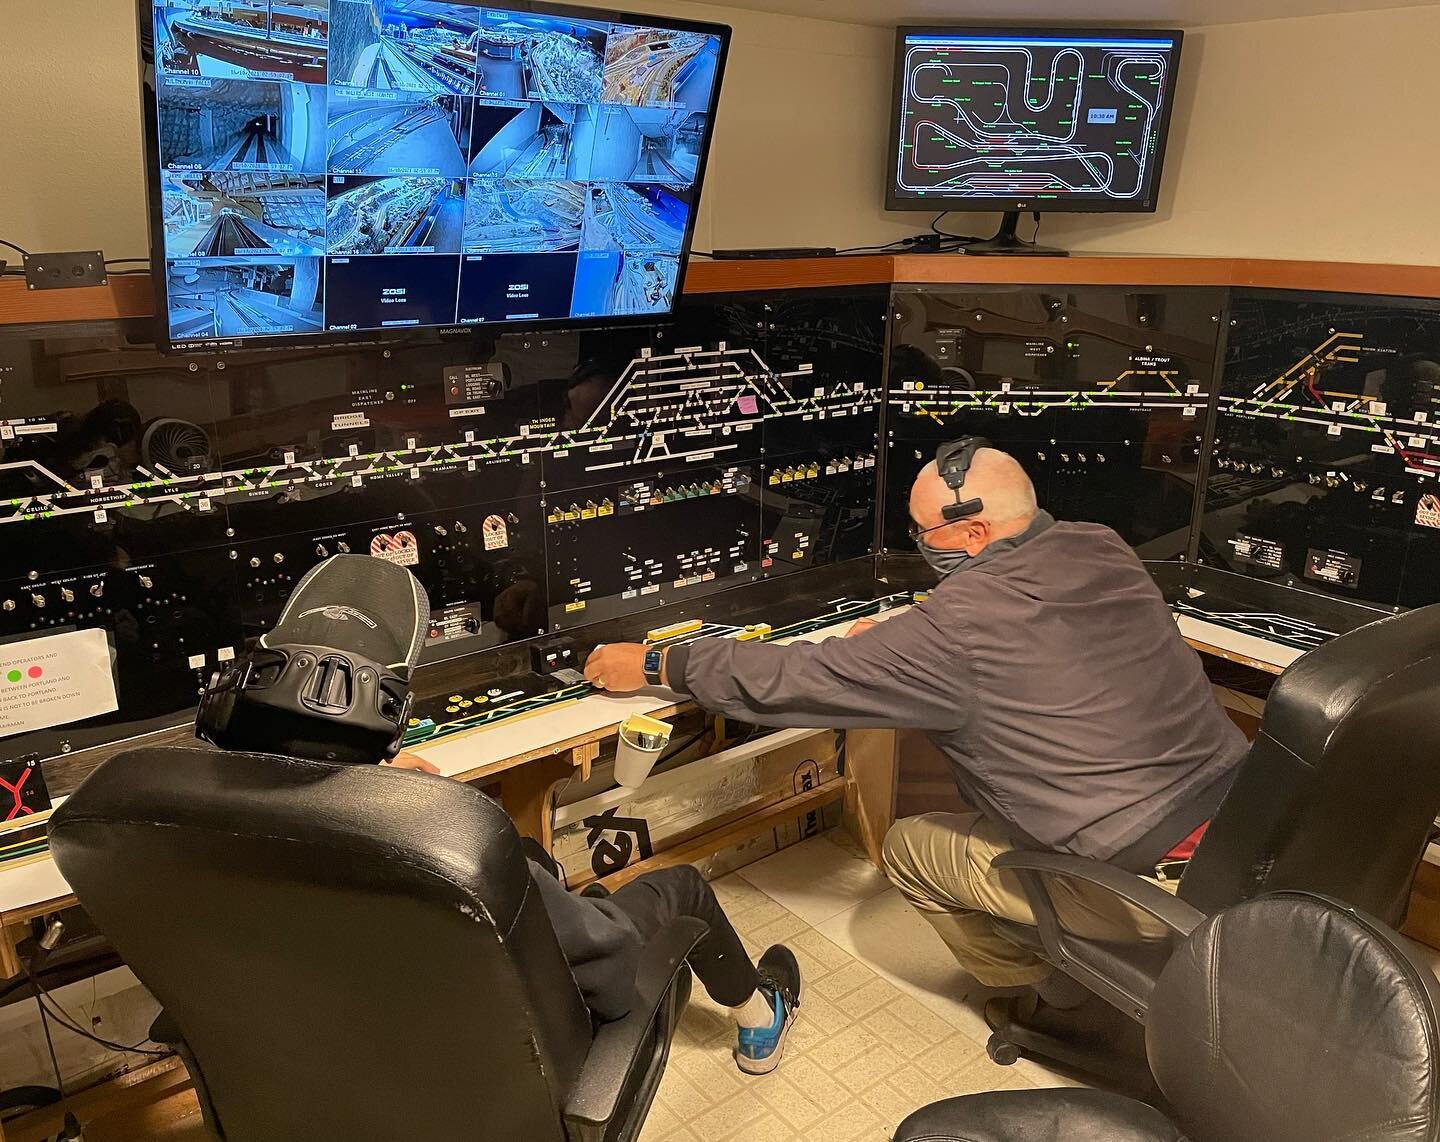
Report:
139,0,729,349
887,26,1182,213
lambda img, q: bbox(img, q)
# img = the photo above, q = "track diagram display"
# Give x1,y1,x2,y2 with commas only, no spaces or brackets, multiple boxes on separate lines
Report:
146,0,727,347
891,30,1180,208
1201,293,1440,609
885,287,1223,558
0,289,885,762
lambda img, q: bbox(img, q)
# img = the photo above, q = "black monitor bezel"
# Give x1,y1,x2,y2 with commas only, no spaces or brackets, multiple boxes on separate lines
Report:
135,0,732,353
885,24,1184,214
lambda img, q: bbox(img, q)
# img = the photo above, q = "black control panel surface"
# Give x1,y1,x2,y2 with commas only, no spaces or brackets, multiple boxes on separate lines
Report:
0,287,884,761
1200,291,1440,612
885,286,1224,560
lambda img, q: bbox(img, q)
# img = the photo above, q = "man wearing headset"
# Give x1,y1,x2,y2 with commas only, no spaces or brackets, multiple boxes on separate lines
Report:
584,441,1247,996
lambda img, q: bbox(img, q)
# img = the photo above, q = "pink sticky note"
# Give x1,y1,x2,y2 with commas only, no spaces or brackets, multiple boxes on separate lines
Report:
736,395,759,416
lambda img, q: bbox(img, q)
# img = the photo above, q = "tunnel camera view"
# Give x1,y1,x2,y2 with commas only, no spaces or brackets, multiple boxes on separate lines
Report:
326,89,470,176
325,174,465,253
167,257,324,337
474,11,607,103
146,0,725,344
469,100,587,179
158,76,328,172
162,172,326,256
587,106,704,183
154,0,330,84
330,0,479,94
463,178,584,252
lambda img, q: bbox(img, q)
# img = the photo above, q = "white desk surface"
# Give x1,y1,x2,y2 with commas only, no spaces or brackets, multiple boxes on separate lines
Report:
1174,614,1305,671
0,797,71,915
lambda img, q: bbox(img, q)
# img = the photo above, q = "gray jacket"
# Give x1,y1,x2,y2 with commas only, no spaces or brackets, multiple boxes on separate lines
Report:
666,512,1247,872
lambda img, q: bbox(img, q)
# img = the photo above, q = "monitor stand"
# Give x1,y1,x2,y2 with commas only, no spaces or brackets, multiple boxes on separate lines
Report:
964,211,1069,257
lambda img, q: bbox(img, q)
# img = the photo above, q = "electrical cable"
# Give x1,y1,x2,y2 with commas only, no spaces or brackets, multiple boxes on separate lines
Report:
0,239,30,258
1031,211,1042,245
35,997,67,1100
928,211,982,245
23,962,168,1057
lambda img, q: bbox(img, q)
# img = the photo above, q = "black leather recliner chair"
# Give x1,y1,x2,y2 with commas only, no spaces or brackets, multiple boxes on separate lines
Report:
895,892,1440,1142
984,603,1440,1083
49,747,700,1142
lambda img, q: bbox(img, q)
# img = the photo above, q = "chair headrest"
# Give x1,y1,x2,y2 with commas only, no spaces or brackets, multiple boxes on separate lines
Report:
1261,603,1440,759
1148,892,1440,1142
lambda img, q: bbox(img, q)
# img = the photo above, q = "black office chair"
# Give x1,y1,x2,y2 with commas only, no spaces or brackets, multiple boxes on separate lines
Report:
48,746,700,1142
984,603,1440,1086
895,892,1440,1142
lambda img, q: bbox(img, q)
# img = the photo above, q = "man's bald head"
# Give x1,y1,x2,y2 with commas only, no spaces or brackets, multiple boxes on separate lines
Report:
909,447,1039,555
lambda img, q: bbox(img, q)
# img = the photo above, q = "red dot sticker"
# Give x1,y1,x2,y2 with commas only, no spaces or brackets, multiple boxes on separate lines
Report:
26,666,42,679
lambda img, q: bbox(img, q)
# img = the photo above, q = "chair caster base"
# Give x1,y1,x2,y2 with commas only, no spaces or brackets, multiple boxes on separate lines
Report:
985,1032,1022,1067
983,992,1163,1104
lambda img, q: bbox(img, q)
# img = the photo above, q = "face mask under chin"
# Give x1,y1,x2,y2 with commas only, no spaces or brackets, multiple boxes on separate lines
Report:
919,540,971,579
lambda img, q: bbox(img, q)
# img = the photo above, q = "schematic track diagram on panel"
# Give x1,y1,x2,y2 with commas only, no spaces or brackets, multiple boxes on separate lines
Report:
894,31,1178,207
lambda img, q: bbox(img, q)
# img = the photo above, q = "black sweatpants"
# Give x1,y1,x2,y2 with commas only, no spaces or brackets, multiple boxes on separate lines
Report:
526,845,762,1019
609,865,762,1008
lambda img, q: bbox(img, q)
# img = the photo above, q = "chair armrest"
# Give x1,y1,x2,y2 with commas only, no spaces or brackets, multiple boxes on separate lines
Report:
991,851,1205,937
563,916,707,1140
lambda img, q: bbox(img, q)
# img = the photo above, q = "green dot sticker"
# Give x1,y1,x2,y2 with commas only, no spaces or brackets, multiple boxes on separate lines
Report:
5,670,20,683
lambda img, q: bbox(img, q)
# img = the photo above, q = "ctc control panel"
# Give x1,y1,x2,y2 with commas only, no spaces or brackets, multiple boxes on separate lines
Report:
0,288,888,761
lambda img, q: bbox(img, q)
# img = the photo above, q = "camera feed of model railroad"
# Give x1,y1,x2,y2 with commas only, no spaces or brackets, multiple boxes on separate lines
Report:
150,0,722,345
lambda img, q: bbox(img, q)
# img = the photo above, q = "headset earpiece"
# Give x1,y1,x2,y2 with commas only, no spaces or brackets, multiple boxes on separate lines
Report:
935,436,991,522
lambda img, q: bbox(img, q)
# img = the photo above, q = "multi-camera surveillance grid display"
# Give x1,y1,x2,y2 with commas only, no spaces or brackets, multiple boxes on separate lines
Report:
887,26,1182,212
141,0,727,348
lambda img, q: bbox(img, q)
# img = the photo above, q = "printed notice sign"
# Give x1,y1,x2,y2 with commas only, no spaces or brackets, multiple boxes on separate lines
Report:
0,628,118,739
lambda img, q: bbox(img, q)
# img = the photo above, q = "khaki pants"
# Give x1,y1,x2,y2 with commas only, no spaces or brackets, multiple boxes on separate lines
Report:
882,812,1178,987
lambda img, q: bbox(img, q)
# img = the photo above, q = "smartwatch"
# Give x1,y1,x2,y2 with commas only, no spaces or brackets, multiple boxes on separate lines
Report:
643,648,664,686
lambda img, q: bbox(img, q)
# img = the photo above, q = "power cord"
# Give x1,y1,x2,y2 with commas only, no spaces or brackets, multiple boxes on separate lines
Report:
0,239,30,258
929,211,983,244
23,965,168,1058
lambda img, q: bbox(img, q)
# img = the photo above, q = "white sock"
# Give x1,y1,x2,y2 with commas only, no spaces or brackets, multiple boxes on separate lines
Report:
730,989,775,1030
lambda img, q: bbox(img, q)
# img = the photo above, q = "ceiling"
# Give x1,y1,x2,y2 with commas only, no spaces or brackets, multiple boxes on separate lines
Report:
711,0,1437,27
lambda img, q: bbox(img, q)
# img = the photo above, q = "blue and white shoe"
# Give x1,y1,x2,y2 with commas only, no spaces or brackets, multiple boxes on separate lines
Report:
735,945,802,1075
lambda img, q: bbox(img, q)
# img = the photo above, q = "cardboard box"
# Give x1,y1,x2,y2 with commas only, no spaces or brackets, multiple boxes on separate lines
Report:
552,727,840,885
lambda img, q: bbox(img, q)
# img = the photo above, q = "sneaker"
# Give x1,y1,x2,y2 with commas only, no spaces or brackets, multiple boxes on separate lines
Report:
735,944,802,1075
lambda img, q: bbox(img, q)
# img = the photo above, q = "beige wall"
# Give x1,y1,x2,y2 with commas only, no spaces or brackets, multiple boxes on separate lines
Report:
1,2,1436,264
1046,4,1440,262
0,0,917,260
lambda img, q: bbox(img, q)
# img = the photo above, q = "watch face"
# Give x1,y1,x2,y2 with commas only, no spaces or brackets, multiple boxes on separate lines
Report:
644,649,663,677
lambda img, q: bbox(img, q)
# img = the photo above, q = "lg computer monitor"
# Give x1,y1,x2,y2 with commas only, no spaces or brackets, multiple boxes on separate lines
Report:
887,26,1183,222
138,0,729,351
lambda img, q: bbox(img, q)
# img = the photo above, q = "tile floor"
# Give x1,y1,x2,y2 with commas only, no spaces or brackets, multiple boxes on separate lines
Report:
641,829,1082,1142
